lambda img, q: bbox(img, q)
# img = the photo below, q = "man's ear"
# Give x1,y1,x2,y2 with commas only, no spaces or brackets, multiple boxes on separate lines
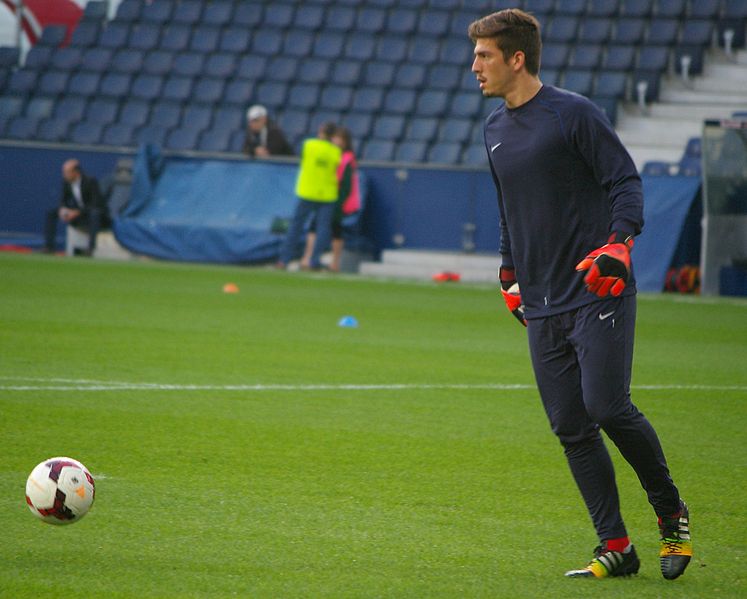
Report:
511,51,526,72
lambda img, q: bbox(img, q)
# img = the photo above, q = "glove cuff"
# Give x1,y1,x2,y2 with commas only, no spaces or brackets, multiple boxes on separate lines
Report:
499,266,517,291
608,231,634,249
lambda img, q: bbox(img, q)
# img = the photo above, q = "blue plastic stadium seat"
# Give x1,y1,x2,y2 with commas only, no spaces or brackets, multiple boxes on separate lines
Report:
38,72,70,96
562,69,594,96
129,23,160,51
102,123,135,146
197,129,232,153
250,30,284,57
363,61,395,87
325,6,356,31
87,98,119,125
689,0,720,19
342,112,373,139
578,18,612,44
69,121,104,144
119,99,151,128
427,65,461,91
621,0,654,18
570,44,603,69
286,83,320,110
438,38,473,67
37,25,67,48
296,59,328,86
313,32,345,59
636,46,670,73
674,45,706,75
114,0,141,22
80,48,112,72
394,64,427,89
319,84,353,110
0,96,24,118
395,141,427,163
237,55,267,80
112,49,144,74
407,39,440,64
227,129,247,153
255,81,288,109
233,3,263,27
165,127,200,151
642,161,675,176
611,19,646,44
418,11,450,36
263,4,295,28
265,57,298,83
99,22,130,50
190,26,220,54
7,70,38,95
449,92,482,119
588,0,618,18
653,0,686,18
160,24,191,52
83,0,107,21
345,35,376,61
525,0,554,15
24,97,55,120
594,71,628,98
70,21,100,47
407,117,439,142
462,144,488,166
373,115,405,141
439,119,472,144
681,20,715,47
555,0,586,16
213,106,243,132
143,50,174,76
541,43,571,70
383,89,417,114
131,74,163,101
283,31,314,57
417,91,450,118
460,69,480,92
193,78,225,104
363,139,395,161
161,75,194,103
5,115,39,139
22,46,50,70
632,71,661,102
331,61,361,85
449,11,482,38
386,9,418,35
294,5,325,30
590,96,617,125
205,54,237,79
141,0,173,24
602,45,637,71
173,0,203,24
278,109,309,140
136,125,169,147
356,7,387,33
375,35,408,63
53,96,87,123
149,102,182,129
351,87,384,112
542,68,560,86
36,117,70,142
202,1,234,27
678,156,701,177
224,79,254,106
683,137,702,158
427,143,462,165
51,47,82,71
647,19,679,46
545,17,579,43
173,53,205,77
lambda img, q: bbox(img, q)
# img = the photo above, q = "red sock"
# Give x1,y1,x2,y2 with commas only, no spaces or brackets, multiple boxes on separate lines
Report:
606,536,630,552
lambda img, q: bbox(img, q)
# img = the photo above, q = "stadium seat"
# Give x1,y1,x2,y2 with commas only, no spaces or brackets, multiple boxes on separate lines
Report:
375,35,408,63
681,20,715,46
83,0,107,22
205,54,237,79
407,117,439,142
342,112,373,139
439,119,472,145
99,23,130,50
620,0,654,18
590,96,618,125
160,24,191,52
237,56,267,80
114,0,141,22
149,102,182,129
462,144,488,166
193,78,225,104
602,45,637,71
161,76,194,103
119,99,151,128
395,141,428,163
283,31,315,57
255,81,288,109
0,96,24,119
190,26,221,54
647,19,680,46
545,17,579,43
102,122,135,147
202,1,234,27
5,115,39,139
172,0,203,24
165,127,200,151
632,70,662,102
524,0,554,15
683,137,702,158
67,71,100,96
212,106,244,132
373,115,406,141
319,84,354,111
197,128,232,152
293,5,325,31
594,71,628,98
562,69,594,96
233,3,263,27
227,129,246,153
678,156,701,177
141,0,173,24
541,43,571,70
438,38,474,67
325,6,356,31
297,58,330,84
69,121,104,144
136,125,169,147
143,50,174,76
331,61,361,85
356,7,387,33
53,96,87,124
112,49,145,74
24,96,55,120
87,98,119,125
407,39,441,64
611,19,646,44
362,139,395,161
22,46,50,70
70,22,101,48
38,72,70,97
224,79,254,107
578,18,613,44
263,4,295,29
129,23,160,51
173,53,205,77
80,48,112,72
636,46,670,73
542,68,561,86
394,64,427,89
345,35,377,61
265,57,298,83
674,44,706,75
427,65,461,91
642,161,675,176
6,70,37,96
653,0,685,18
569,44,603,69
37,25,67,48
689,0,720,19
386,9,418,35
555,0,587,16
351,87,384,112
383,88,417,114
449,11,482,38
131,74,163,102
36,117,69,142
278,110,309,140
427,143,462,165
364,61,396,87
587,0,619,18
313,32,345,59
449,92,482,119
418,11,450,36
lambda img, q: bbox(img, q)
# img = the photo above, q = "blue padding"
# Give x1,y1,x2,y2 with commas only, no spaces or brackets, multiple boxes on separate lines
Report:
114,144,299,263
634,175,701,292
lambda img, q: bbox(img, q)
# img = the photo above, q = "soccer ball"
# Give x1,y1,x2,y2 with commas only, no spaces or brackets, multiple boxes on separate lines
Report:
25,457,95,525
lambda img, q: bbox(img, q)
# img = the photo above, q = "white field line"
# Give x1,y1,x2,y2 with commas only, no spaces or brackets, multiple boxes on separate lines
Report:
0,376,745,393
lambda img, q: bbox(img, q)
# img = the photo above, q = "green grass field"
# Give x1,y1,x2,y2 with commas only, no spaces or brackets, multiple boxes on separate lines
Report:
1,253,745,598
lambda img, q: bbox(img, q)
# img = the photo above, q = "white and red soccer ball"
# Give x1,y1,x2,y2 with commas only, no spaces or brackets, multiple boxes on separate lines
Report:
25,457,95,525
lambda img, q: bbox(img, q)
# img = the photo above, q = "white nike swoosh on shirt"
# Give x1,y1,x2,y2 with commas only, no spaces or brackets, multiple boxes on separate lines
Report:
490,142,502,152
599,311,615,320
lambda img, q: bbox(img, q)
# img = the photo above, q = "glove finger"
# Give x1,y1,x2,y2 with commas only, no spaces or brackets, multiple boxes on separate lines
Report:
575,257,594,271
596,278,615,297
610,279,626,296
584,264,601,285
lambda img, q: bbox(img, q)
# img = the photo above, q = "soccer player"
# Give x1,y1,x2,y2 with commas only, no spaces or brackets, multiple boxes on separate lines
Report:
468,9,692,579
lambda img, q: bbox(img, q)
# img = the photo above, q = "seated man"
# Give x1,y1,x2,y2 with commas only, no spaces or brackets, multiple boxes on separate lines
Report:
242,104,294,158
43,159,109,255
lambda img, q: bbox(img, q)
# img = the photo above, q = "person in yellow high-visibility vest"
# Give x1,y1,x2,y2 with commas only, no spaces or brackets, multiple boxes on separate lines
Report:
277,122,342,270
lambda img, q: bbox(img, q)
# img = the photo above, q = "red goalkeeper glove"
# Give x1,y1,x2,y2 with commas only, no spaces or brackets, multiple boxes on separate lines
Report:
499,266,527,327
575,233,634,297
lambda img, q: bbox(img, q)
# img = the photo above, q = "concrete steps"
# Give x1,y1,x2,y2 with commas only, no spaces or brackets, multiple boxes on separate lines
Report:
359,249,500,283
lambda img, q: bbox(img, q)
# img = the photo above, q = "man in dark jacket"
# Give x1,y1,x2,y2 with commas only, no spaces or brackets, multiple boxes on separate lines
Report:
43,159,108,255
242,104,294,158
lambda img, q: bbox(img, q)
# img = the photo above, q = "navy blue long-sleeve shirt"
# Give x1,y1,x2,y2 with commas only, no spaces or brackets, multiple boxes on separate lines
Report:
485,85,644,319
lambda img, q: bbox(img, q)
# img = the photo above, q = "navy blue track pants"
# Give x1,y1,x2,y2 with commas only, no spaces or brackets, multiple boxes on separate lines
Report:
526,294,680,540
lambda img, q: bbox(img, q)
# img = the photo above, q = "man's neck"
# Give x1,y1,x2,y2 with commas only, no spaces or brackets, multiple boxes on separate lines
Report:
504,76,543,109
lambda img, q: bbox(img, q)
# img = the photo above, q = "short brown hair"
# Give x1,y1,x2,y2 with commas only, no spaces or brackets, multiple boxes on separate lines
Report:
468,9,542,76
